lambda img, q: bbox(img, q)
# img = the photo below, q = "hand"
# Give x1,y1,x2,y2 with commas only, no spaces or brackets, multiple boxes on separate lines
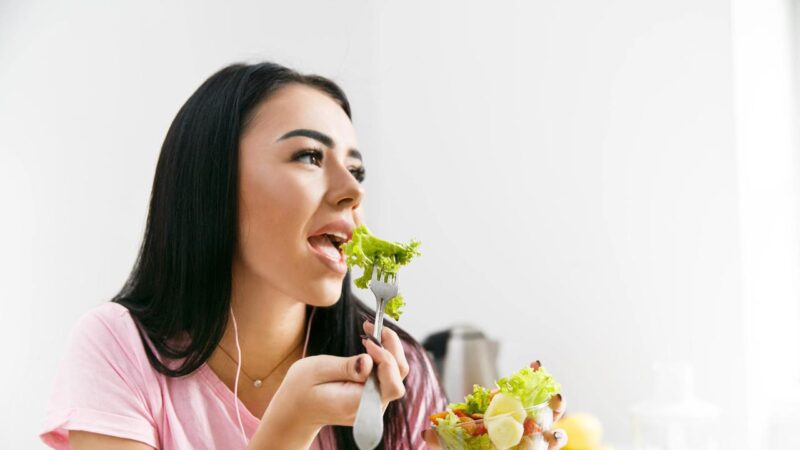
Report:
248,321,409,449
361,320,410,408
422,429,443,449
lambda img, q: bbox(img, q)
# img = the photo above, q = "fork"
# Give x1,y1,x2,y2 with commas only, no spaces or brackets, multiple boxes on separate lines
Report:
352,267,399,450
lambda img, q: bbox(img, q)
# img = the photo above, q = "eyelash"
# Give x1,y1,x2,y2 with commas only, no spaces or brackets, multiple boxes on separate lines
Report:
293,148,366,183
294,148,323,166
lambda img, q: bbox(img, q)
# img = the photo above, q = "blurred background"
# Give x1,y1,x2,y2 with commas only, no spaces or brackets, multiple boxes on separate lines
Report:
1,0,799,449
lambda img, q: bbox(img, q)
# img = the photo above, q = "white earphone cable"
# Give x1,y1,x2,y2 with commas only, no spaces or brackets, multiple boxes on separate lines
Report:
229,305,316,447
230,306,248,447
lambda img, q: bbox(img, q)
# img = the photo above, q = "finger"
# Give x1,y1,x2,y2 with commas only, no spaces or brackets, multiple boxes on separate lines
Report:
299,353,373,385
313,379,366,427
421,429,443,449
544,429,568,450
364,321,409,379
300,354,373,427
362,337,406,402
550,393,566,422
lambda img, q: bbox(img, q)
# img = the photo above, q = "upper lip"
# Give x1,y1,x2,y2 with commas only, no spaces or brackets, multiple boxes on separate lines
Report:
308,219,355,243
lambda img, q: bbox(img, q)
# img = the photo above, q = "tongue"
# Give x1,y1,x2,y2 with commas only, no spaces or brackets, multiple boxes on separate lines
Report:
308,235,341,260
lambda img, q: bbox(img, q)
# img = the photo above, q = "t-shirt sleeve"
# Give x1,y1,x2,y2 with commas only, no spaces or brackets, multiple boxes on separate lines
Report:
40,304,159,449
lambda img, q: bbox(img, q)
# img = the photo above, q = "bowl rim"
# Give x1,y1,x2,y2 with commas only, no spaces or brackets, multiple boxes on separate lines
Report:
432,400,551,428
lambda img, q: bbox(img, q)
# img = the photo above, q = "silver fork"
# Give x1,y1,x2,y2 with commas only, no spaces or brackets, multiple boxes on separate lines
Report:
353,267,399,450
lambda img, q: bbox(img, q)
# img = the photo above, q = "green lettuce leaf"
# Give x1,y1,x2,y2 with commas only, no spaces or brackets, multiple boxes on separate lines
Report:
434,413,467,449
342,224,421,289
448,384,493,415
495,367,561,408
434,412,494,450
385,294,405,321
464,434,494,450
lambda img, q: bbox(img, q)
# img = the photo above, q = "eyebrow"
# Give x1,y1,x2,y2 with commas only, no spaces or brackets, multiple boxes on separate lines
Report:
277,128,334,147
277,128,362,161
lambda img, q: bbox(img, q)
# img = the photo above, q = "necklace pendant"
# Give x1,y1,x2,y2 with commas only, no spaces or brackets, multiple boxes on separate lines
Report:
253,379,262,388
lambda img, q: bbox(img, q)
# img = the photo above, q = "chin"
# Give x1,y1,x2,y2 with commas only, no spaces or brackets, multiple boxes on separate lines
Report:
302,279,345,307
306,294,342,308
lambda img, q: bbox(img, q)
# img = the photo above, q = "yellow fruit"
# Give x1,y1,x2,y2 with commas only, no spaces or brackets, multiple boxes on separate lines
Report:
485,393,526,424
486,416,524,449
553,413,603,449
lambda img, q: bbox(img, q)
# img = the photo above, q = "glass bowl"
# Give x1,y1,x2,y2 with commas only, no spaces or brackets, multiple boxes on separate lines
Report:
429,402,554,450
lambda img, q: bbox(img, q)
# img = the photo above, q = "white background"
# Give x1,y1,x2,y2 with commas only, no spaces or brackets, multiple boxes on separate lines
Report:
1,1,798,449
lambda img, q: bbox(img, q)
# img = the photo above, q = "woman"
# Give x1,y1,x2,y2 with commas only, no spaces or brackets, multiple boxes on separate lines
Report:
40,62,447,449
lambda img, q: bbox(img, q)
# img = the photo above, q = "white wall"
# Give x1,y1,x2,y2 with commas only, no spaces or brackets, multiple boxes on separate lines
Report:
1,1,797,449
366,1,747,447
733,0,800,447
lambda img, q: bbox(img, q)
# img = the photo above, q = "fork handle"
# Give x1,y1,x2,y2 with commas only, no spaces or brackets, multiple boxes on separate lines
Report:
353,293,389,449
373,298,386,344
353,370,383,450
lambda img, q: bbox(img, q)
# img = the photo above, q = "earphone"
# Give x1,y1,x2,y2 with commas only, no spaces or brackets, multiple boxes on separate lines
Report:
228,306,317,447
230,306,248,447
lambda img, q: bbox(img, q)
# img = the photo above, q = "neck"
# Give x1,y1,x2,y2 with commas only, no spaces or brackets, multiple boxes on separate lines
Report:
221,258,308,378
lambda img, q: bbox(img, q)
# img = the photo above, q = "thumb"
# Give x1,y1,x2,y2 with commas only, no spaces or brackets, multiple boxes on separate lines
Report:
422,429,443,449
303,354,373,385
544,429,568,450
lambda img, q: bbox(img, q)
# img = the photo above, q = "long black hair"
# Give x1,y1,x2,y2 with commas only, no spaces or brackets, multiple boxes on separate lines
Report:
112,62,442,449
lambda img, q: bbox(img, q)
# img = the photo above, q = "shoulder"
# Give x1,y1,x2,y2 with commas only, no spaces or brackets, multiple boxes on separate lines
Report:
66,302,153,376
395,330,432,369
41,302,161,449
397,332,444,398
71,301,136,334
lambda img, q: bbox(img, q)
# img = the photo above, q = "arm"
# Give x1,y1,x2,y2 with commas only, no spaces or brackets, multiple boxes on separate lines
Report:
244,322,410,450
245,409,320,450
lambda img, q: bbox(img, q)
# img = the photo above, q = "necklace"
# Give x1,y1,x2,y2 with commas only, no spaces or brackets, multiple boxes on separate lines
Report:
217,341,301,388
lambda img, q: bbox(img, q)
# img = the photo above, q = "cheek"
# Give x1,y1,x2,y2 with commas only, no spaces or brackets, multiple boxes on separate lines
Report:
237,166,319,269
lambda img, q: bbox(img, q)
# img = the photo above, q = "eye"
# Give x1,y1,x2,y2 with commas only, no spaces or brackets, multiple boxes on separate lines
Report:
293,148,323,167
349,166,366,183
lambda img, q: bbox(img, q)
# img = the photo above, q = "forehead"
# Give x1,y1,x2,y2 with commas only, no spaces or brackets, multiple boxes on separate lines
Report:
246,83,357,148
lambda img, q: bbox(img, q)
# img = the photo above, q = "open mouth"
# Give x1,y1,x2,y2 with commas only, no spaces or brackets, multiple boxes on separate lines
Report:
307,232,347,261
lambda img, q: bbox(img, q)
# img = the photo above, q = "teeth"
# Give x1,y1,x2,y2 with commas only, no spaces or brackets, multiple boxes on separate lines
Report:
323,234,344,248
326,232,348,241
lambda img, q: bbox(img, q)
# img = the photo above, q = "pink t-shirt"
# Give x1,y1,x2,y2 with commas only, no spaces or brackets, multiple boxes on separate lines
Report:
40,302,446,449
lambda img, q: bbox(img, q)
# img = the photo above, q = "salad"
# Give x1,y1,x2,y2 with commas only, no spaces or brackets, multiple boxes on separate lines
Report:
341,224,421,320
431,362,565,450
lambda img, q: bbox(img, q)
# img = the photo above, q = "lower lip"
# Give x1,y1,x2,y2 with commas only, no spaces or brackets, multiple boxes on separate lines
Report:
307,240,348,275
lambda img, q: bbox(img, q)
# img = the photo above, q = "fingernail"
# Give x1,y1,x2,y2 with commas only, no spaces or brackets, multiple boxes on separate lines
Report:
355,356,363,374
361,334,383,348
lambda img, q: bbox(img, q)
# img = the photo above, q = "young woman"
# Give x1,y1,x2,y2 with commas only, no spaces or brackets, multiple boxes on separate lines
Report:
40,62,447,449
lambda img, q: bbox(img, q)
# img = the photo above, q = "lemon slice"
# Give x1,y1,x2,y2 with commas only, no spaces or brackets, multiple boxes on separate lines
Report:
486,416,524,449
485,393,526,423
484,394,527,449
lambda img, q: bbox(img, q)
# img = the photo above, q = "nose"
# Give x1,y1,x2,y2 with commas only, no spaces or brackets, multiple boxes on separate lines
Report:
326,160,364,210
